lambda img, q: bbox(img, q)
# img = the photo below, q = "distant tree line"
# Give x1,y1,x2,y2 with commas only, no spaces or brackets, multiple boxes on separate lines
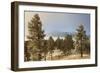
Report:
24,14,90,61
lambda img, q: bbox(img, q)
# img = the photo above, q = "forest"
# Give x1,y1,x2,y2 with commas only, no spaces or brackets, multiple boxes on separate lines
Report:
24,14,90,61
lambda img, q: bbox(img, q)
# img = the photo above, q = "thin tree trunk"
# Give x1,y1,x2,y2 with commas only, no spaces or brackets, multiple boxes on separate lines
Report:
44,53,46,61
50,52,53,60
81,39,83,58
38,52,42,61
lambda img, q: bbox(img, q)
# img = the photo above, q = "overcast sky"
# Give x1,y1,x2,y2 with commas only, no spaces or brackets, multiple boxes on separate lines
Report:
25,11,90,40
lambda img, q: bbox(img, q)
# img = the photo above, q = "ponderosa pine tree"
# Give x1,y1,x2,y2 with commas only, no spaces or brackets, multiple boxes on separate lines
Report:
27,14,45,61
55,37,61,50
63,34,74,55
42,40,48,61
75,24,87,57
24,41,30,61
47,36,55,60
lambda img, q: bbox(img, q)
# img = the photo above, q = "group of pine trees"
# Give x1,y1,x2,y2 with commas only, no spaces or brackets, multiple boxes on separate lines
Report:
24,14,90,61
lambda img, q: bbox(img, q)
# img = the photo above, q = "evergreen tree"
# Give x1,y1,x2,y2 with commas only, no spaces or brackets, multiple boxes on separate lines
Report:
63,34,74,55
55,37,61,50
47,36,55,60
75,24,87,57
24,41,30,61
27,14,45,61
83,36,90,54
42,40,48,61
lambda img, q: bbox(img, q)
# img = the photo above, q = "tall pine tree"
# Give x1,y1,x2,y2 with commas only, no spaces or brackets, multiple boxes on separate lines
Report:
27,14,45,61
75,24,87,57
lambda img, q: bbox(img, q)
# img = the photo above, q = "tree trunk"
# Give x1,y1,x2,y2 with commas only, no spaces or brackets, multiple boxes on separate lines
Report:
44,53,46,61
80,39,83,58
38,52,42,61
50,52,53,60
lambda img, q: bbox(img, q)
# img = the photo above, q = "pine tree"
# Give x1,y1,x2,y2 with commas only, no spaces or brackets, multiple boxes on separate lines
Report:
55,37,61,50
63,34,74,55
55,37,64,59
75,24,87,57
47,36,55,60
27,14,45,61
42,40,48,61
24,41,30,61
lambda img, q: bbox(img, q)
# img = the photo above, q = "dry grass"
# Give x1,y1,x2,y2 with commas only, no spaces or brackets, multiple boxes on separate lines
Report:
46,54,90,60
61,54,90,60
